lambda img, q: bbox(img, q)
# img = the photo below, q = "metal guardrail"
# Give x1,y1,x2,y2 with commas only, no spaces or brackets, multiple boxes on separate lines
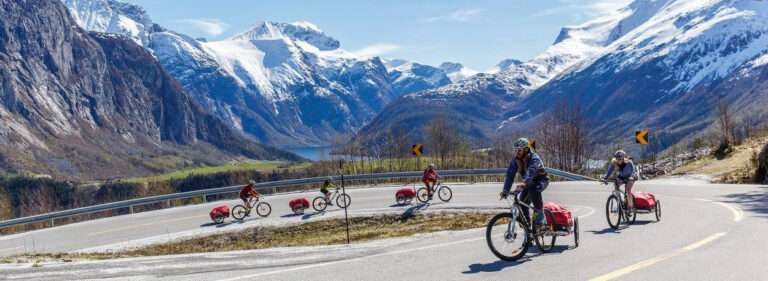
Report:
0,168,595,229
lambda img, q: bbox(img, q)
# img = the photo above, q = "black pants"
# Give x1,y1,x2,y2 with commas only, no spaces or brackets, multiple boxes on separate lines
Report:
520,182,545,223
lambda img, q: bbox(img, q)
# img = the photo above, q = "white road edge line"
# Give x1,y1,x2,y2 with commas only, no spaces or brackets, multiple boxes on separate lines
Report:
0,246,23,252
588,232,727,281
218,235,486,281
713,202,743,222
697,199,743,222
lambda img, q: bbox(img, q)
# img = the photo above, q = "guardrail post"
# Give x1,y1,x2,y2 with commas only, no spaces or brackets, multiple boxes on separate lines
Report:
50,218,55,227
166,200,171,208
272,187,277,194
202,195,207,203
128,205,134,214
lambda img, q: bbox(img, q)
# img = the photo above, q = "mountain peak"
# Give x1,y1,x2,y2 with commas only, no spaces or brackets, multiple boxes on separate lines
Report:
231,21,340,51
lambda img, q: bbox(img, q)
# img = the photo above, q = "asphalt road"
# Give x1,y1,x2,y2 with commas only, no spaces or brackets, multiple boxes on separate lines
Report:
1,179,766,281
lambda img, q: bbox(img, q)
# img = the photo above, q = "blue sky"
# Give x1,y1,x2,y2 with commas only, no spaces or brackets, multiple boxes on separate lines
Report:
125,0,630,71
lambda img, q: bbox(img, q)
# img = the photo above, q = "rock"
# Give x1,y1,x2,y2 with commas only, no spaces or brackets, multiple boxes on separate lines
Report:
755,143,768,184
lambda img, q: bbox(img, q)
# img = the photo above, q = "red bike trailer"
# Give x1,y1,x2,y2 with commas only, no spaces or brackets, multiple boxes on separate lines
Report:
395,187,417,205
289,198,310,215
209,205,230,224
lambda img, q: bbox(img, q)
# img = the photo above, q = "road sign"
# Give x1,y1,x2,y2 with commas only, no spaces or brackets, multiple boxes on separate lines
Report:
411,144,423,156
636,130,649,145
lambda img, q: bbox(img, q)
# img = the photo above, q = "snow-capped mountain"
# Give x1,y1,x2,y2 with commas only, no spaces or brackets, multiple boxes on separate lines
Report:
0,0,298,179
439,62,480,82
357,0,768,151
486,59,523,74
62,0,421,147
385,60,452,95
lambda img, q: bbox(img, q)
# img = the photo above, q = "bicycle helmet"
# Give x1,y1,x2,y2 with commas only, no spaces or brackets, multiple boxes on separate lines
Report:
614,150,627,159
248,180,256,185
512,138,530,150
428,163,435,169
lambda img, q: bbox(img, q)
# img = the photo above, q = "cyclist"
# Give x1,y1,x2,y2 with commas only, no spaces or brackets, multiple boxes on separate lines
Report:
501,138,549,226
321,177,336,206
422,163,440,199
239,180,260,207
602,150,638,210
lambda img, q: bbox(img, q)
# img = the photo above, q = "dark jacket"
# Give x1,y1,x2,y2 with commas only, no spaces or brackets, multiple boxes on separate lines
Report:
502,152,548,193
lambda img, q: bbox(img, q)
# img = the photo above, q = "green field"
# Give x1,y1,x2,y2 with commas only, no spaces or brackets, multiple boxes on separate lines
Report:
124,160,312,183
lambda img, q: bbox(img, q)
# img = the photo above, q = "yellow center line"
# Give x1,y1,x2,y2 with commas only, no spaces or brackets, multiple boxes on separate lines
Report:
88,216,203,236
589,232,727,281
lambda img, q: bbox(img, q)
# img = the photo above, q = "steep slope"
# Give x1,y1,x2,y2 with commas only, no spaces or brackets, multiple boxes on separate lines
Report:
61,0,425,147
0,0,298,179
521,0,768,148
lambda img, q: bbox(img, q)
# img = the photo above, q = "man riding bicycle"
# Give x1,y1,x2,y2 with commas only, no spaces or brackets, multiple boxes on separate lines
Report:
239,180,260,206
602,150,638,210
422,163,440,199
501,138,549,227
321,177,336,206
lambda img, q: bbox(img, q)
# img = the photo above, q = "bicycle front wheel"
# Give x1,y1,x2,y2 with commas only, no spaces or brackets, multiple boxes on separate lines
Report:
437,186,452,202
486,212,529,261
232,205,248,221
336,193,351,208
256,202,272,217
606,195,622,229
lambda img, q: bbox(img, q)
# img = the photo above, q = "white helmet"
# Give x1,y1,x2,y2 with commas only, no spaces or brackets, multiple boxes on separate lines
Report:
614,150,627,159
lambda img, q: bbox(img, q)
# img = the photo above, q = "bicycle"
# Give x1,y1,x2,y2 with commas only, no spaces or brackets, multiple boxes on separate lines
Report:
232,196,272,221
486,190,578,261
416,181,453,203
602,178,637,229
312,187,351,212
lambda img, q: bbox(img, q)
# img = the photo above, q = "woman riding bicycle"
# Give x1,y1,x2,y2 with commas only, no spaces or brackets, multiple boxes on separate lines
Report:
422,163,440,199
321,177,336,206
601,150,638,210
239,180,260,207
500,138,549,227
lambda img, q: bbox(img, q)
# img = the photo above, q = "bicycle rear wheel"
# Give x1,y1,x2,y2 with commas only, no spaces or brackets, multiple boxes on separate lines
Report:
256,202,272,217
486,212,529,261
232,205,248,221
534,210,556,253
606,195,622,229
416,188,430,203
655,200,662,222
573,216,580,248
437,186,453,202
312,197,328,212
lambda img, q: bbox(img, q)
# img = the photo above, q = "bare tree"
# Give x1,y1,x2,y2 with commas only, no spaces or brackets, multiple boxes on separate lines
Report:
715,97,736,146
534,100,591,173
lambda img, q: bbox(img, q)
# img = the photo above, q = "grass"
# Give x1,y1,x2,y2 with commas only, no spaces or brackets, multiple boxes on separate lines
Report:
123,160,311,183
15,212,493,261
673,137,765,183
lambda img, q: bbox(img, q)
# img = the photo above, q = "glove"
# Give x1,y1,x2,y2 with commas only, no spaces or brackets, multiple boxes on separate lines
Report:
499,192,509,199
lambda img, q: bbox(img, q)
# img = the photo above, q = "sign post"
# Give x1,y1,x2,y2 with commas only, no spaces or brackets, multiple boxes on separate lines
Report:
411,144,423,171
338,163,350,245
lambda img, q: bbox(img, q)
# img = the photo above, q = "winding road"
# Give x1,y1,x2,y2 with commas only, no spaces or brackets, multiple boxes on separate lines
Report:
1,178,766,281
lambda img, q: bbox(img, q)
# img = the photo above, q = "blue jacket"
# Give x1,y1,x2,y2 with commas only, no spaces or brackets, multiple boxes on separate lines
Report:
502,152,545,193
604,158,637,180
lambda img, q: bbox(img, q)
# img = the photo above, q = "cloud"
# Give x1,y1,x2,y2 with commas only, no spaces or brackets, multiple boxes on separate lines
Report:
424,8,485,23
352,43,402,58
528,0,631,20
176,18,229,36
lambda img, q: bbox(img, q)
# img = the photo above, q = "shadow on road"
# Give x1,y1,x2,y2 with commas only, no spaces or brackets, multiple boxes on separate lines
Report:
463,259,529,274
721,188,768,219
400,203,430,220
588,227,623,235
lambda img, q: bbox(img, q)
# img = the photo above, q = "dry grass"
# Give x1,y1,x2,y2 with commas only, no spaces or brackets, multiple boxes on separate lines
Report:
13,212,493,261
673,137,766,183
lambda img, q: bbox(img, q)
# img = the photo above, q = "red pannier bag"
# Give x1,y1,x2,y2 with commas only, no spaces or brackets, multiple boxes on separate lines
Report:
396,188,416,198
289,198,310,209
209,205,230,220
633,192,656,209
543,202,573,226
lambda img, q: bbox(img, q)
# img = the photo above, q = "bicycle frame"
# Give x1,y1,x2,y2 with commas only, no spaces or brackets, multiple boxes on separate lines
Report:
503,193,536,233
610,180,628,208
